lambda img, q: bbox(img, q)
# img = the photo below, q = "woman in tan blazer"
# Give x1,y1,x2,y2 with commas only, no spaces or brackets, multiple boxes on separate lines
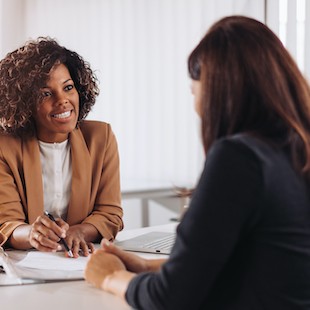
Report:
0,37,123,258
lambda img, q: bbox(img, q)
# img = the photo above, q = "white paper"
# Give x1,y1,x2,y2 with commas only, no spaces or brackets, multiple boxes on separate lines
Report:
8,250,89,271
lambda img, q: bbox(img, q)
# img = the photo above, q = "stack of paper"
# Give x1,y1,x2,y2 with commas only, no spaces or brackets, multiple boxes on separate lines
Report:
0,247,92,285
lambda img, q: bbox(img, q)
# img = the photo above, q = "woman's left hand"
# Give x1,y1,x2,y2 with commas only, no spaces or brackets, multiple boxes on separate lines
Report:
65,224,97,258
84,250,126,289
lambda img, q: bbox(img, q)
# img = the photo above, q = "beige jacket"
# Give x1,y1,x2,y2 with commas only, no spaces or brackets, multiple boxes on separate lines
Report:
0,121,123,246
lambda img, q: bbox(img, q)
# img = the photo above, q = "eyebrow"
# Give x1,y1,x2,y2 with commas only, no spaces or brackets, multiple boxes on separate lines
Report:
41,78,73,89
63,78,73,84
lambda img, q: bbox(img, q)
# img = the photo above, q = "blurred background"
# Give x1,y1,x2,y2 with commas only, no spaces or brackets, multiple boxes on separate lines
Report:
1,0,309,228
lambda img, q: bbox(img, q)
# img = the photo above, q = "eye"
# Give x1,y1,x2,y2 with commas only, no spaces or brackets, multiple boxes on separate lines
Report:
64,84,74,91
42,91,52,97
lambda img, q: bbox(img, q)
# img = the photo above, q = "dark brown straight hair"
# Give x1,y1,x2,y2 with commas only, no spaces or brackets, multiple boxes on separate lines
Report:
188,15,310,180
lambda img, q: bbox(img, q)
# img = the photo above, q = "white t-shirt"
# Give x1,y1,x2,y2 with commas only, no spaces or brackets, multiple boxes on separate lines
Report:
38,140,72,220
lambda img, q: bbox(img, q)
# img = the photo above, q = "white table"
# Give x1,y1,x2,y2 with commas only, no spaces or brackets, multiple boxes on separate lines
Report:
1,223,178,310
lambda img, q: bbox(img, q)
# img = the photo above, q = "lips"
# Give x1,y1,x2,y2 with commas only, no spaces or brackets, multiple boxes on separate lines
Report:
52,110,71,119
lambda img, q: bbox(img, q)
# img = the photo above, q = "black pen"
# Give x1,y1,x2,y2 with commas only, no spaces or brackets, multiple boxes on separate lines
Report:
44,211,73,258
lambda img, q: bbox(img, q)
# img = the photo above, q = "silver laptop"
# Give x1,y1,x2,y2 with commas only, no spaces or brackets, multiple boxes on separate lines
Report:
114,231,176,255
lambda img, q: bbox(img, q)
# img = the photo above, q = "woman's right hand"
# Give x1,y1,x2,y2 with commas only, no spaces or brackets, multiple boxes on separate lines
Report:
29,214,69,252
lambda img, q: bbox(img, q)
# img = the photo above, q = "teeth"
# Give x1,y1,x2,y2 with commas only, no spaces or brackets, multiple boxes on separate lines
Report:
53,111,71,119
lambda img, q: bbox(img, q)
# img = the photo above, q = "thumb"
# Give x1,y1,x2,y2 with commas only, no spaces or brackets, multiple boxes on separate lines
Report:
101,239,123,255
101,238,115,251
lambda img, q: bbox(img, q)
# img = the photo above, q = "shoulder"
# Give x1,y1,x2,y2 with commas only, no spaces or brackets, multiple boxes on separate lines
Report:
72,120,117,151
205,133,291,185
77,120,114,141
0,133,22,152
0,134,28,165
203,134,264,180
78,120,112,134
209,133,281,165
0,132,21,142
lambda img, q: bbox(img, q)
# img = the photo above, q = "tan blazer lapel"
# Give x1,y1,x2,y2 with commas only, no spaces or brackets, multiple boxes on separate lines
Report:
23,138,44,224
67,128,92,225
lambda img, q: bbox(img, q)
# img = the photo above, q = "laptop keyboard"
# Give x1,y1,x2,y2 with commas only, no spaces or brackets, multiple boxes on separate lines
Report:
143,234,176,251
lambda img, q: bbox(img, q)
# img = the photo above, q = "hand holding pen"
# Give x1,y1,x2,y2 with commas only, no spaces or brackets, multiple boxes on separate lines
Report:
29,212,73,257
44,212,73,258
29,212,95,257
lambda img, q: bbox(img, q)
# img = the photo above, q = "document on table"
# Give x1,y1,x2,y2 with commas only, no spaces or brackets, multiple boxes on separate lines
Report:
0,246,96,285
9,250,87,270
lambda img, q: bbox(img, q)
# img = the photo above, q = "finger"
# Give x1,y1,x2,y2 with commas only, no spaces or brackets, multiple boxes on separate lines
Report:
64,251,75,258
71,240,80,258
33,230,62,250
78,242,95,257
30,231,61,252
100,239,146,272
31,220,61,250
34,222,63,243
101,238,113,250
88,242,96,253
41,215,66,239
101,239,125,256
55,217,69,232
79,241,90,257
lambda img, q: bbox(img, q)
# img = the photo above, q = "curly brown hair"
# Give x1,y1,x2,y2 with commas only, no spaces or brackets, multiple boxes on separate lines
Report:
0,37,99,137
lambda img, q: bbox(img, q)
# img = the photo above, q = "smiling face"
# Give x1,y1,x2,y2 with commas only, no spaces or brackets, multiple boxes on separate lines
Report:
33,63,79,143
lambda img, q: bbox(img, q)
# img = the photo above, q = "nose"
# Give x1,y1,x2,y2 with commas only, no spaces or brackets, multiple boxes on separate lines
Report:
50,86,68,103
56,94,69,106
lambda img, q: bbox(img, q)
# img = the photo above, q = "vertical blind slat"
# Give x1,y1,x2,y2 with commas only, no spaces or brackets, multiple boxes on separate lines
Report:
304,0,310,80
286,0,297,59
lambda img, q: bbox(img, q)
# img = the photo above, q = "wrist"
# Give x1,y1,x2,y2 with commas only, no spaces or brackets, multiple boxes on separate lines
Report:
102,273,112,291
102,270,136,299
8,224,32,249
145,258,166,272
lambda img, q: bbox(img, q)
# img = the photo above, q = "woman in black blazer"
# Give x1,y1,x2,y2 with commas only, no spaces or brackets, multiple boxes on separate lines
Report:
85,15,310,310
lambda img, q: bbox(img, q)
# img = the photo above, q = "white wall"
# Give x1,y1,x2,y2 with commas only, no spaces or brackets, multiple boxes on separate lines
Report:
0,0,24,56
0,0,265,228
266,0,310,80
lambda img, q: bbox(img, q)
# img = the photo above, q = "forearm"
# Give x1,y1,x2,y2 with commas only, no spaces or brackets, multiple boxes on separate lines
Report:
145,258,167,272
7,224,32,250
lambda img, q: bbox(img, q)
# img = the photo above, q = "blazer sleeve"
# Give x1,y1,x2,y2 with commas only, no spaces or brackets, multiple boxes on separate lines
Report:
0,137,28,246
80,123,123,241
